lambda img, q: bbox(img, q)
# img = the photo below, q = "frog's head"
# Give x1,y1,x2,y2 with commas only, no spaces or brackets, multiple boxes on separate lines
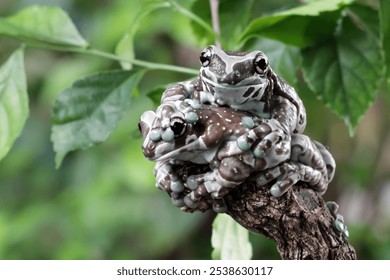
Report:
199,45,271,106
139,110,200,162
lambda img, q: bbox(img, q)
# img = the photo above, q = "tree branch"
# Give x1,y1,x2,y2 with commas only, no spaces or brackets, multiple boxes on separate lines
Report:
225,181,357,260
174,163,357,260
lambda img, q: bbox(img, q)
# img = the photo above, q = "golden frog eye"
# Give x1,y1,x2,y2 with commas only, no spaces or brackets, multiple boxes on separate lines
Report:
200,47,212,67
254,54,269,75
170,117,187,137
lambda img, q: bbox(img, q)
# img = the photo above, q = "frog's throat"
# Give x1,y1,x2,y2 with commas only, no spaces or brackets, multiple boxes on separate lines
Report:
155,137,208,162
201,76,268,104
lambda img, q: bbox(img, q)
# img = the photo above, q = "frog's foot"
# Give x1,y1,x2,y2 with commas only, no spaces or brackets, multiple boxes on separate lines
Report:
154,161,185,193
170,191,186,208
149,100,199,143
183,184,208,210
186,172,232,212
255,162,326,197
326,201,349,238
237,123,272,151
252,131,285,158
237,119,288,158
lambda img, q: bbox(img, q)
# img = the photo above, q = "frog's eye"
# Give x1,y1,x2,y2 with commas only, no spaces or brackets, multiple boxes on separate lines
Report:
254,55,269,75
200,48,212,67
170,117,187,137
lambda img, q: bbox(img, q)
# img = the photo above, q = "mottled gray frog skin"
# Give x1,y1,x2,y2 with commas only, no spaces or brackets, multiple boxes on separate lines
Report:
158,45,306,159
139,102,335,213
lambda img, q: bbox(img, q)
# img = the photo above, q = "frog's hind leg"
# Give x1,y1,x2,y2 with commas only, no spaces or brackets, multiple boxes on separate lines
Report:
254,162,325,197
270,163,325,197
254,133,333,197
184,170,231,213
313,140,336,183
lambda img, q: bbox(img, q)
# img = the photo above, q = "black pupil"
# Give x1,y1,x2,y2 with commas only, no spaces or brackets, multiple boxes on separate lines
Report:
256,58,268,70
200,52,209,64
171,121,185,136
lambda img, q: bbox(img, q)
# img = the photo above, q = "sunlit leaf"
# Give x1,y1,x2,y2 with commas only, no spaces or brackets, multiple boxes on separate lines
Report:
115,1,170,69
302,10,382,135
0,6,88,48
211,214,252,260
240,0,353,47
0,47,29,161
51,70,145,167
379,0,390,87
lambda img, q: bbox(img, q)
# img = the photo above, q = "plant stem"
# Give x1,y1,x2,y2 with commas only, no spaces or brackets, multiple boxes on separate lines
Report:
87,48,198,75
168,0,222,43
26,43,198,75
209,0,221,47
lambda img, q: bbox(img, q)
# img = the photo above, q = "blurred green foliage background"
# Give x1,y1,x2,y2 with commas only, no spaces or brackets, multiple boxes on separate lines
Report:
0,0,389,259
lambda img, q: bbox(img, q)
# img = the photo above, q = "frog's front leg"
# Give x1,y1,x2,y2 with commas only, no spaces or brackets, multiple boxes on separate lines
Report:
237,97,299,158
184,152,255,213
154,160,186,207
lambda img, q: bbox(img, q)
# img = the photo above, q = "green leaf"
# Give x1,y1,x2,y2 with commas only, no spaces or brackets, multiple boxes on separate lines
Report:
191,0,254,49
115,1,170,70
0,6,88,48
0,47,29,161
211,214,252,260
302,9,382,135
51,70,145,168
379,0,390,87
146,85,167,106
240,0,354,47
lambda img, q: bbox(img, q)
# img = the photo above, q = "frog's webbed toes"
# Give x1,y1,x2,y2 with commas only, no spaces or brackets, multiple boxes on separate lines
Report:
256,162,326,197
171,196,186,207
237,136,252,151
170,178,184,192
270,172,300,197
334,214,349,238
183,184,208,209
183,195,199,209
252,131,287,158
326,201,339,216
154,161,184,193
237,123,273,152
187,173,212,190
149,129,162,142
185,111,199,123
326,201,349,238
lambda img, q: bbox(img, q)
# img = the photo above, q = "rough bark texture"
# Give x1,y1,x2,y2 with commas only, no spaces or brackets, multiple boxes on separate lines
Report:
174,163,357,260
225,181,357,260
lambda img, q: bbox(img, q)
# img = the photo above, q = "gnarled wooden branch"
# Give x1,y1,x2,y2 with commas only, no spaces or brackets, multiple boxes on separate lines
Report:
224,181,356,259
174,163,357,260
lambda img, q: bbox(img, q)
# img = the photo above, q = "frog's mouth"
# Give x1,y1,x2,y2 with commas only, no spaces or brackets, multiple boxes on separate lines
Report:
154,137,218,164
201,76,268,105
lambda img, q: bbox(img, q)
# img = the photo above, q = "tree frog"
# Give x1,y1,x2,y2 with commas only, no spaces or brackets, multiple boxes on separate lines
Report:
155,45,306,159
139,101,335,213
